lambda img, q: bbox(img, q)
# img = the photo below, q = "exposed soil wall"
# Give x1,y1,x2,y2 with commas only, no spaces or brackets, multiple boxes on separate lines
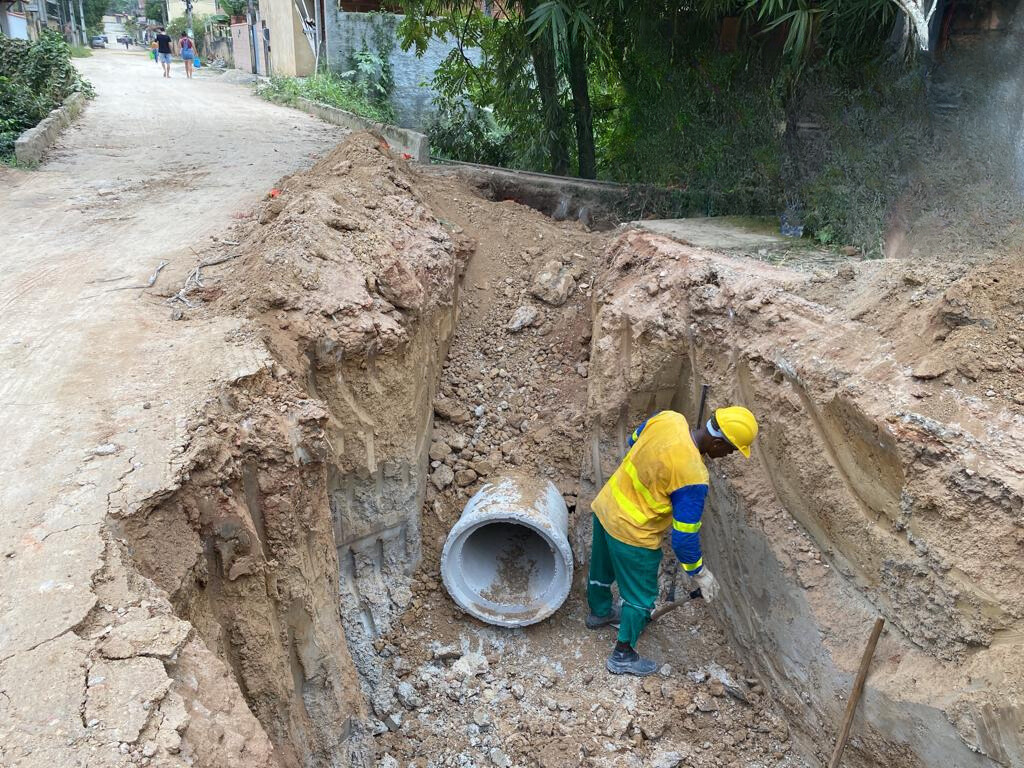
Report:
116,135,466,766
581,229,1024,767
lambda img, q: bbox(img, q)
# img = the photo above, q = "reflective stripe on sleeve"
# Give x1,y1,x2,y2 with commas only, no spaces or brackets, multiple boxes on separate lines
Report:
672,519,702,533
679,556,703,572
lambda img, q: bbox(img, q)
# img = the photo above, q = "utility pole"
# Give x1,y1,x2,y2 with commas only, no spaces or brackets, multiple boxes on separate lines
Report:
66,0,77,43
246,0,256,73
184,0,193,36
77,0,87,42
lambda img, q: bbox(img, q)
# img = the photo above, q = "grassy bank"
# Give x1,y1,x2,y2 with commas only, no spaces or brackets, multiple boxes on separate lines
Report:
257,72,394,125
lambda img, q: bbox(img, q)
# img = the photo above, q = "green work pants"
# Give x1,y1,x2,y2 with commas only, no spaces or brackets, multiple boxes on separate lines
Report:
587,513,663,648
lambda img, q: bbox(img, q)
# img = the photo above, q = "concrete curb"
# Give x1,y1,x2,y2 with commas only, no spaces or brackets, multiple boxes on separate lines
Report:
14,91,87,165
296,97,429,164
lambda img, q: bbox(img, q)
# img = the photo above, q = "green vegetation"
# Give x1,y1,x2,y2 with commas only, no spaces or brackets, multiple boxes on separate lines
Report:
69,45,93,58
397,0,937,252
258,72,396,125
218,0,248,16
0,31,94,160
260,23,397,125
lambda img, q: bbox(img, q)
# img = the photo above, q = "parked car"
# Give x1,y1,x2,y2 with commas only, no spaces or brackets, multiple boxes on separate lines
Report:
89,35,106,48
116,35,131,44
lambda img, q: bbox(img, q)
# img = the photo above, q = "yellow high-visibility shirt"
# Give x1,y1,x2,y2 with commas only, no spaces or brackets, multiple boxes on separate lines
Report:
592,410,709,550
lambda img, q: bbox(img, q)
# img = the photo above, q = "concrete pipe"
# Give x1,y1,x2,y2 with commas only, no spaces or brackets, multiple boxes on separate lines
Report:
440,474,574,627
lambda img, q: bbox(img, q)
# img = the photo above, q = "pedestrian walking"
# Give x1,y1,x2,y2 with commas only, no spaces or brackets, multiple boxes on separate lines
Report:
179,32,196,79
154,27,173,78
150,38,158,62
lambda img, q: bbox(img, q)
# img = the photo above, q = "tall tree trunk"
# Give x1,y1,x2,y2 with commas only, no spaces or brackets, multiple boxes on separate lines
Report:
567,35,596,179
522,0,569,175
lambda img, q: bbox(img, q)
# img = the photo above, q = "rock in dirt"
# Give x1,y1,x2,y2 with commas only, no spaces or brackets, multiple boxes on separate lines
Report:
531,260,576,306
430,441,452,461
99,615,190,660
641,710,672,741
431,464,455,490
507,304,540,332
650,750,683,768
912,353,949,380
396,681,423,710
603,707,633,738
452,652,489,680
376,257,425,312
434,397,471,424
377,755,400,768
472,708,492,728
489,747,512,768
694,692,718,713
86,657,172,743
454,468,478,487
433,645,462,662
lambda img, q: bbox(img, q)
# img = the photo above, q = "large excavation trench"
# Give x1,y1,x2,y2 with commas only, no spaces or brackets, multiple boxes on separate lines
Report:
116,135,1022,768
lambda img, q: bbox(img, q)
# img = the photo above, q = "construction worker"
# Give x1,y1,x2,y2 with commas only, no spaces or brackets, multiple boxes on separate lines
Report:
586,406,759,676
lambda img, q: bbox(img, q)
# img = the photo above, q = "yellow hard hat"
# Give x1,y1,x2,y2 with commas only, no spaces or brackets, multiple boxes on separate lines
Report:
715,406,759,458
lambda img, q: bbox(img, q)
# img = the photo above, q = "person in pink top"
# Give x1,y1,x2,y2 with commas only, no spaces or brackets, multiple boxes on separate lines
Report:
179,32,196,79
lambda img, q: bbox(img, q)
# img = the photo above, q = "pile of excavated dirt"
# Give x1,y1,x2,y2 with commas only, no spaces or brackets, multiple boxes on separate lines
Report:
118,133,469,767
66,132,1020,768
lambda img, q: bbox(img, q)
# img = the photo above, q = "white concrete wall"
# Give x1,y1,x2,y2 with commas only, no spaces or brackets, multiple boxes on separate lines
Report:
263,0,314,76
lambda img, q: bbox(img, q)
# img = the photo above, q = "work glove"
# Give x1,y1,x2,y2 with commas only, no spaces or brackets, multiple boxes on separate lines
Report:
692,567,720,603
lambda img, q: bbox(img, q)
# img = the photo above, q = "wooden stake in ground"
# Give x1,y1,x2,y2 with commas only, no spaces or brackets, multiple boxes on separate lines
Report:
828,617,885,768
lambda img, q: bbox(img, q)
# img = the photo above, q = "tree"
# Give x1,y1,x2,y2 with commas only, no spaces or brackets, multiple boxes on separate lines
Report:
525,0,602,177
398,0,574,175
891,0,941,52
84,0,110,32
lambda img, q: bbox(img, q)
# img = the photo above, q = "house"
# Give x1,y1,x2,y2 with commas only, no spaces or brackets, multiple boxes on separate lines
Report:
101,12,127,39
161,0,219,24
0,0,65,39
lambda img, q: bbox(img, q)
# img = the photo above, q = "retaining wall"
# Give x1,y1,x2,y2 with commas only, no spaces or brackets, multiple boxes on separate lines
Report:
321,11,481,131
14,91,87,165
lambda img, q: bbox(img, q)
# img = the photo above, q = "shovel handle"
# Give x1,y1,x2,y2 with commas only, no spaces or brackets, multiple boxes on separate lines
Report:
650,589,703,621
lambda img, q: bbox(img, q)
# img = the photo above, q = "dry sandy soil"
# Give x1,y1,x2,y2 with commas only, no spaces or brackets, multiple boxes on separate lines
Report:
0,48,344,766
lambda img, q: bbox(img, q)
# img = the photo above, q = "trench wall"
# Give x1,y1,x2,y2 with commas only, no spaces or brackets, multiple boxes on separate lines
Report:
579,229,1024,768
117,135,465,767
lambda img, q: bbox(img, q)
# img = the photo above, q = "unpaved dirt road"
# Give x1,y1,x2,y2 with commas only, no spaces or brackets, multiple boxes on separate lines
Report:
0,49,342,765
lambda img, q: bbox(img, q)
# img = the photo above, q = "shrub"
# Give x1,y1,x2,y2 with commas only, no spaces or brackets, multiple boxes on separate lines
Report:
0,31,93,159
427,99,512,166
258,71,395,125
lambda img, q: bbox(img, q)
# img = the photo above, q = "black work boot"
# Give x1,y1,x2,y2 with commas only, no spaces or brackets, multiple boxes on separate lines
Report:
585,603,621,630
606,646,659,676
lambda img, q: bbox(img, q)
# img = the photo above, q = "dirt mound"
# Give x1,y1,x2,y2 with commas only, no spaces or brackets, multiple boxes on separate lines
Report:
796,255,1024,409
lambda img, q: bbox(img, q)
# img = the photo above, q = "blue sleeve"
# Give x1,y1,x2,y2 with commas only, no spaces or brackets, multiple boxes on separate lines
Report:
626,417,652,449
669,484,707,574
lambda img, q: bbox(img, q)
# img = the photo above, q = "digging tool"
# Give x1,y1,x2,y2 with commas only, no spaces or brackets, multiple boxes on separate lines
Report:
828,617,885,768
665,383,711,604
649,588,703,622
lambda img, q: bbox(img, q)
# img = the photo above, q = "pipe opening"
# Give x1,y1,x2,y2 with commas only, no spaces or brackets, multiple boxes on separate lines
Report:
461,521,557,608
